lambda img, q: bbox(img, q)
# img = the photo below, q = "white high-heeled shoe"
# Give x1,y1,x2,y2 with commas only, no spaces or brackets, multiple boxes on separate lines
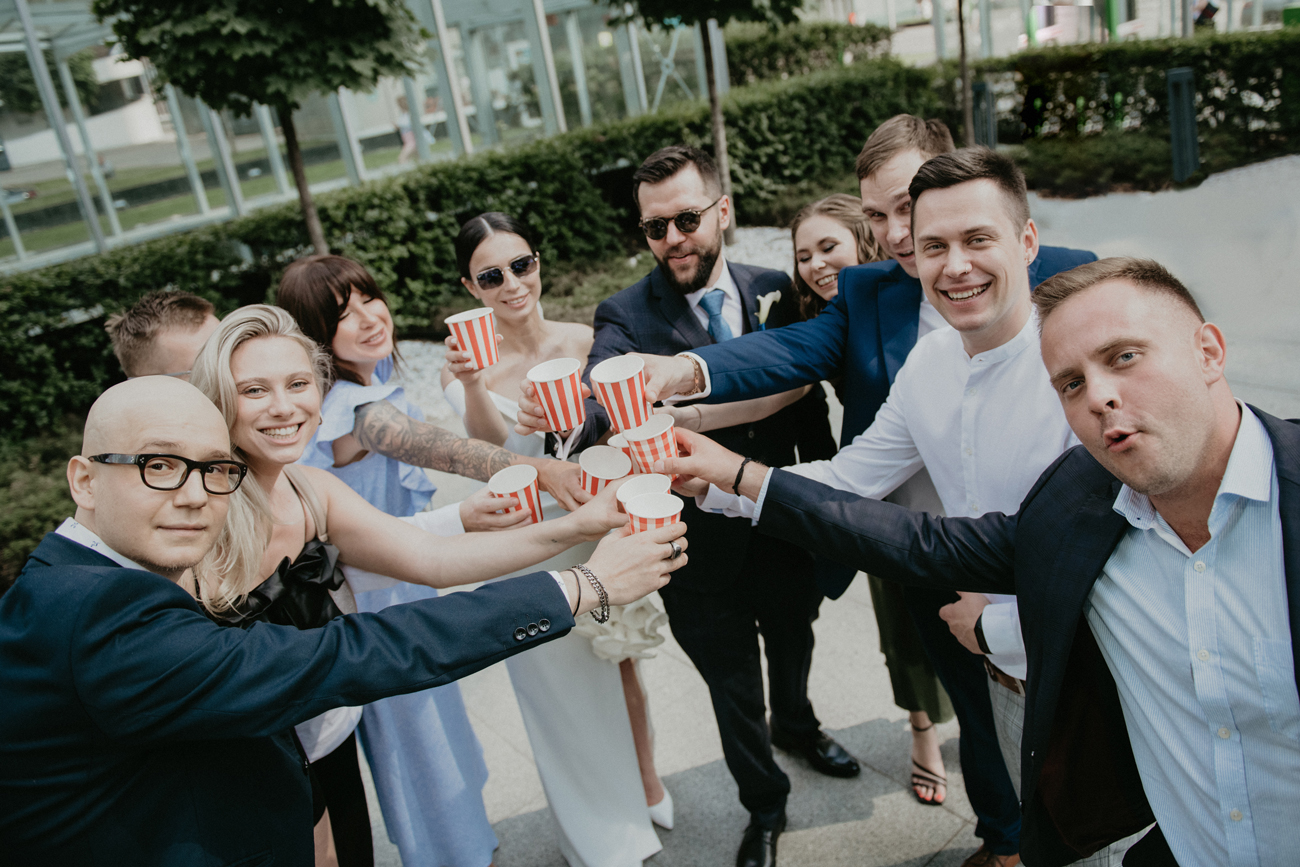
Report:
647,788,674,830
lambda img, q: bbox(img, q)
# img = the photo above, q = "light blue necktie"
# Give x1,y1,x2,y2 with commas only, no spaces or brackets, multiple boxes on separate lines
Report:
699,288,734,343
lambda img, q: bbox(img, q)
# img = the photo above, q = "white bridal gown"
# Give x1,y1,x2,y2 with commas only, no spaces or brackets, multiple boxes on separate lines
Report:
445,381,665,867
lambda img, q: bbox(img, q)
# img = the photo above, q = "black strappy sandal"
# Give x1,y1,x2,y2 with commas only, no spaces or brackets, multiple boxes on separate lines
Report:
910,722,947,806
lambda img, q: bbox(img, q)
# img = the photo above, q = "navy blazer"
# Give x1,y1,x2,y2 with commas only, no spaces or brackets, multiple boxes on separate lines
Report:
693,245,1098,447
0,534,573,867
755,409,1300,867
569,262,832,593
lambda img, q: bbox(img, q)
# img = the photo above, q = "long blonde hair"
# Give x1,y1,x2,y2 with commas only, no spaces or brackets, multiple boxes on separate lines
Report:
189,305,332,613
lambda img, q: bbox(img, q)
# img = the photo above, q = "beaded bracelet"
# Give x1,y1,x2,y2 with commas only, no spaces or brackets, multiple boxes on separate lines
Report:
574,563,610,623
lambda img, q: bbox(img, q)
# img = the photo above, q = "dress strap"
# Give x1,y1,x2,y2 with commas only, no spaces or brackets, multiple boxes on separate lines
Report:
284,464,329,543
283,465,356,614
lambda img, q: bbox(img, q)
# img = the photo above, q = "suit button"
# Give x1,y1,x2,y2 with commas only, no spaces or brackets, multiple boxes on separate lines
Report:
538,619,551,632
747,430,755,439
513,627,528,641
527,622,540,636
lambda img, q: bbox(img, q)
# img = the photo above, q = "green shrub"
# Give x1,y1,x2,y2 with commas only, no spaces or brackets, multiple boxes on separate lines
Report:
0,422,81,595
1,57,940,441
724,21,893,85
932,29,1300,195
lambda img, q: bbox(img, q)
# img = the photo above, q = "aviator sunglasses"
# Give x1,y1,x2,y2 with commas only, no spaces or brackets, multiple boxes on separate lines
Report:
638,197,723,241
475,253,540,290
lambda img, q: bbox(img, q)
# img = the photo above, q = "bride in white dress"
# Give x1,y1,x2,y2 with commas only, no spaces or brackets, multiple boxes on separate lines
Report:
441,212,671,867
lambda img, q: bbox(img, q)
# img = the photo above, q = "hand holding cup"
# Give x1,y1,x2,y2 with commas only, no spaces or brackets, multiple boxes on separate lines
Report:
579,521,688,611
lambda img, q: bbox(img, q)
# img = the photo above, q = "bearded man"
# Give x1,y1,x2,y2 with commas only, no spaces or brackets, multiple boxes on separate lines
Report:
516,146,858,867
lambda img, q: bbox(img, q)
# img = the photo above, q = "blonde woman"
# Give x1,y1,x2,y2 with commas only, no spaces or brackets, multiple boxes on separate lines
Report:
188,306,688,864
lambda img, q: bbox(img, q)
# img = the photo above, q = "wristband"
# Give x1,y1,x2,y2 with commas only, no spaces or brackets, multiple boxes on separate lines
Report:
973,612,992,655
733,457,754,496
568,569,581,617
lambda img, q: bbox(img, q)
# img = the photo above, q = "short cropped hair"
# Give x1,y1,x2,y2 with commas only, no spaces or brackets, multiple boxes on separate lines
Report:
1032,257,1205,327
104,290,216,377
908,147,1030,230
854,115,955,181
632,145,721,210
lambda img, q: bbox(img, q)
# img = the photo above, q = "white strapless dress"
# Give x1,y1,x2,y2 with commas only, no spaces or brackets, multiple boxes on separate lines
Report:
444,380,664,867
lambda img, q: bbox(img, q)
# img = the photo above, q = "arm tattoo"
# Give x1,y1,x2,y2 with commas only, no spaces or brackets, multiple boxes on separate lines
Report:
354,400,515,482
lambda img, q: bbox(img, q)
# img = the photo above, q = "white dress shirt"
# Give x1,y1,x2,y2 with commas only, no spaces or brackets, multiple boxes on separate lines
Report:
55,518,147,571
683,258,745,340
705,313,1078,679
1087,404,1300,867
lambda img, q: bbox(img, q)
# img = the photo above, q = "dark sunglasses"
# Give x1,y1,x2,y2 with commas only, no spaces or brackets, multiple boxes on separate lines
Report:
89,453,249,495
475,253,540,290
638,197,723,241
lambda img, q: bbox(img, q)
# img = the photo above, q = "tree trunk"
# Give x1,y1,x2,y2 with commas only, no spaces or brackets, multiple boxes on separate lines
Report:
956,0,976,147
699,21,736,247
279,106,329,254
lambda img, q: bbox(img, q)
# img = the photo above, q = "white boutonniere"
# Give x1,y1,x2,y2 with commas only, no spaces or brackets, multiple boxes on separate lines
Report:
756,290,781,330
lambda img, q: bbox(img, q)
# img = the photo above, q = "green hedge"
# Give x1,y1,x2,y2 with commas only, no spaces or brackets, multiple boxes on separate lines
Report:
724,21,893,84
0,57,940,441
940,28,1300,194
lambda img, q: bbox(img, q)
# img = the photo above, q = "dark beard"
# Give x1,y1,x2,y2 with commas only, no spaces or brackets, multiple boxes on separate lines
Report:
655,239,722,295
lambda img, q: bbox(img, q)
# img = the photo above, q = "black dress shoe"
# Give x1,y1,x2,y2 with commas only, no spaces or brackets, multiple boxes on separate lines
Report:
736,813,785,867
770,726,861,778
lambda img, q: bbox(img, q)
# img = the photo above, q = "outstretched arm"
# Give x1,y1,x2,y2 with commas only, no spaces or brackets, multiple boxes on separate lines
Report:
353,399,586,510
663,386,813,432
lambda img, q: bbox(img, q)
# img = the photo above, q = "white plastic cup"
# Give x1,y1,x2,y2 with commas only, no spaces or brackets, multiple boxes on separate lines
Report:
579,445,632,496
623,413,677,477
487,464,541,525
445,308,499,370
590,355,653,433
615,473,672,513
607,433,635,471
527,357,586,432
625,492,683,533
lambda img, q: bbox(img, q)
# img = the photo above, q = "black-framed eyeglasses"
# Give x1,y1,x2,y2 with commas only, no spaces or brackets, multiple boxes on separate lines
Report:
638,197,723,241
89,453,249,495
475,253,540,290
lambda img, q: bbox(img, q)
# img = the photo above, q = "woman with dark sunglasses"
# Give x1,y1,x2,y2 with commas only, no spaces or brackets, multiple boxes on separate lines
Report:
442,212,670,867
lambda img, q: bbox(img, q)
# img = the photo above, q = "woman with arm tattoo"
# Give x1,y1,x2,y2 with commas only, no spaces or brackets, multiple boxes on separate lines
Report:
278,254,585,512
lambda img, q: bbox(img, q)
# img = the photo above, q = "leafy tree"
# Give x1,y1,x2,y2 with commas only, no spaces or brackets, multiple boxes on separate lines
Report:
0,49,99,116
617,0,804,243
93,0,428,253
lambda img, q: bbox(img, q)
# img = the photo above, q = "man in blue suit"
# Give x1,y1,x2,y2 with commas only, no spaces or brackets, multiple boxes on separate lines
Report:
664,258,1300,867
0,376,684,867
629,118,1095,867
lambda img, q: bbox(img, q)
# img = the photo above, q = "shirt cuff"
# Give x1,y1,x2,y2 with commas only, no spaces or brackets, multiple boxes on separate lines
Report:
751,467,776,524
697,483,756,520
405,503,466,537
548,570,571,608
663,352,711,403
980,600,1025,659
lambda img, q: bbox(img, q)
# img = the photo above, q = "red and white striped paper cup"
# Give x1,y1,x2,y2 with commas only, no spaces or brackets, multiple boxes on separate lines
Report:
625,492,683,534
487,464,541,525
615,473,672,513
445,308,499,370
579,446,632,496
623,414,677,477
607,433,635,470
590,355,652,433
527,357,586,433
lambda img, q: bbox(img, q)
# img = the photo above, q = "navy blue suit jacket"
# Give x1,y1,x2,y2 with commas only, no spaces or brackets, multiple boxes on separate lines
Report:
692,246,1098,447
0,534,572,867
756,409,1300,867
569,262,832,593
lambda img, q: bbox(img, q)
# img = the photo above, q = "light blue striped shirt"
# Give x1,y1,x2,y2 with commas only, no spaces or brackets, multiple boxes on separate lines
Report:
1086,405,1300,867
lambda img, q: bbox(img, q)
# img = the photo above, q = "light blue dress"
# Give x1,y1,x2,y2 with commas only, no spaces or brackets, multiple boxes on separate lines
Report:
300,357,497,867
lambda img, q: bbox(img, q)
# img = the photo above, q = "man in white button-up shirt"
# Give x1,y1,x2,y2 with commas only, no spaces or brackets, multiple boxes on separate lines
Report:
682,149,1136,867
